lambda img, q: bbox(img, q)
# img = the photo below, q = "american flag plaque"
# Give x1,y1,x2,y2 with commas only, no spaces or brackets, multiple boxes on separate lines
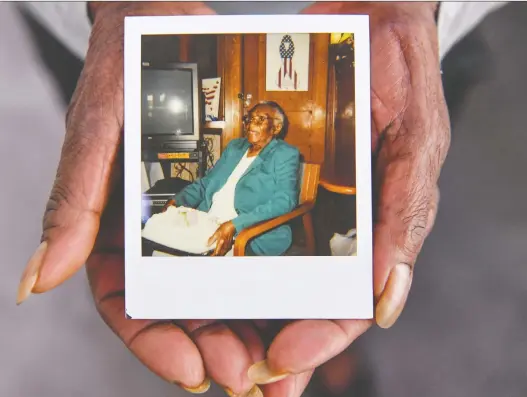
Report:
266,33,310,92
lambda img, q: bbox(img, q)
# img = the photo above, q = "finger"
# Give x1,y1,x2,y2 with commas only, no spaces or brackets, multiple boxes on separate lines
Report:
315,348,358,395
177,320,259,396
228,321,266,363
15,1,219,304
261,371,314,397
16,44,124,304
83,186,209,392
254,320,292,348
87,252,207,391
213,238,225,256
208,232,219,246
374,183,441,329
369,19,449,329
247,319,371,384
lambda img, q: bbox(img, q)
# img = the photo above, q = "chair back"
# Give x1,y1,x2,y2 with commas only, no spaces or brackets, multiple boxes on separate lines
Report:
298,163,321,204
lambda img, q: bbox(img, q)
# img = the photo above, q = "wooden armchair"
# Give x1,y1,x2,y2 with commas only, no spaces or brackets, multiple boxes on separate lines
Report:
143,163,321,257
234,163,321,256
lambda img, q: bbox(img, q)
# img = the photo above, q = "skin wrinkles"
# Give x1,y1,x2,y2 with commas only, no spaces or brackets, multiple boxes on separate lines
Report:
371,15,446,270
371,34,411,147
98,289,126,306
127,321,179,347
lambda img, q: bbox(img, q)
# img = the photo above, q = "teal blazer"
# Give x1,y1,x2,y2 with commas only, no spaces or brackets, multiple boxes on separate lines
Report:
174,138,301,256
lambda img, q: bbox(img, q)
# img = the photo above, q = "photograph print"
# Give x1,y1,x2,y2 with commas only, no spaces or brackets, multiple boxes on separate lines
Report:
124,15,373,319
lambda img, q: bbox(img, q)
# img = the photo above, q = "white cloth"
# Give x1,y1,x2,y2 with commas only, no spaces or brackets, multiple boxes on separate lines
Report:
208,149,256,223
143,206,222,254
20,2,91,60
437,2,506,59
329,228,358,256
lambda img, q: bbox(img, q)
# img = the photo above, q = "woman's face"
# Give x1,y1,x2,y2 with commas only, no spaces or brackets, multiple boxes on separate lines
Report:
244,105,283,150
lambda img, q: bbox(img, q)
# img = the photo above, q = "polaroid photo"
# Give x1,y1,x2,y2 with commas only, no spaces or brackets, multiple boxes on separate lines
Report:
124,14,373,319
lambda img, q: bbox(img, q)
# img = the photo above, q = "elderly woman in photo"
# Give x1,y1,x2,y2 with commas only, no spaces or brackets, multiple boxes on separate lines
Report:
163,101,301,256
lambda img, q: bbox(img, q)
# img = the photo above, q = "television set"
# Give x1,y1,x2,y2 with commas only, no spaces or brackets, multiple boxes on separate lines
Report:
141,62,201,149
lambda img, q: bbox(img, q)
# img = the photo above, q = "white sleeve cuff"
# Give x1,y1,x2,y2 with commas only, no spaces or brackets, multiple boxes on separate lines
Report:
438,2,507,60
19,1,91,61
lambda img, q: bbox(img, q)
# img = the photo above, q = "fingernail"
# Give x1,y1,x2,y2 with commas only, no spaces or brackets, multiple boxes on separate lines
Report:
246,385,263,397
224,385,263,397
178,378,211,394
16,241,48,305
247,360,289,385
375,263,413,329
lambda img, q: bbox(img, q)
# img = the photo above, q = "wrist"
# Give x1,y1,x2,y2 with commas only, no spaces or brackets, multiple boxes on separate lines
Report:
223,221,236,235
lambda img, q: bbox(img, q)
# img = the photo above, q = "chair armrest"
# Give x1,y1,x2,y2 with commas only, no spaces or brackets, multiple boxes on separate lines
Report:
233,202,314,256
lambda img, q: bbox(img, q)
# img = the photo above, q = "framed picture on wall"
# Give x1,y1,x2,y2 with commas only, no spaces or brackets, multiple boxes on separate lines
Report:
266,33,310,92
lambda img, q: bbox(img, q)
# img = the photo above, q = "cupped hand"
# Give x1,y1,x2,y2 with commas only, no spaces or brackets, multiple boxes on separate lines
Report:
241,2,451,396
208,221,236,256
15,2,267,396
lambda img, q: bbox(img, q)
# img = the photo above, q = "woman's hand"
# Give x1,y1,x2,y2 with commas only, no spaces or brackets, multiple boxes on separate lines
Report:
208,221,236,256
242,2,451,396
161,198,176,212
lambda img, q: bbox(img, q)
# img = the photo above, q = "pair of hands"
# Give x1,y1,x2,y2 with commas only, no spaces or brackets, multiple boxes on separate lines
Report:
162,199,236,256
16,2,450,397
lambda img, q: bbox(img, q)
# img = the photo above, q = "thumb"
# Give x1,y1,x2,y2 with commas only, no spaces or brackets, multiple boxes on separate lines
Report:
16,68,123,304
373,165,441,328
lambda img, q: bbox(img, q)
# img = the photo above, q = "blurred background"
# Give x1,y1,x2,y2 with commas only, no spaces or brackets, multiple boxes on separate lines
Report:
1,2,526,397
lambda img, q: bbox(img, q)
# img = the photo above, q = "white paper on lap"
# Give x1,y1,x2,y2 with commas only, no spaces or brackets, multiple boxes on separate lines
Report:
142,206,220,254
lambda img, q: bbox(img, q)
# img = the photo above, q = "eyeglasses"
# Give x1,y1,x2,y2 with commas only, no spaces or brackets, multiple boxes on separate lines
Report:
243,114,280,126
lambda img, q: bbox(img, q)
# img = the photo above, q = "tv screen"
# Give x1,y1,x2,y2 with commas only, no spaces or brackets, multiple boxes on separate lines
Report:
141,68,195,136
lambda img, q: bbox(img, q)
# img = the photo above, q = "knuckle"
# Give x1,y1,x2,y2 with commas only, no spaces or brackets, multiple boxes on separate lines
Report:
402,209,428,257
192,321,230,339
42,181,77,231
399,187,431,261
42,178,101,239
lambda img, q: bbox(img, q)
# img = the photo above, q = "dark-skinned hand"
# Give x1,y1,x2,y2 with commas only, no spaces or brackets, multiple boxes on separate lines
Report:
16,2,450,397
161,198,176,213
208,221,236,256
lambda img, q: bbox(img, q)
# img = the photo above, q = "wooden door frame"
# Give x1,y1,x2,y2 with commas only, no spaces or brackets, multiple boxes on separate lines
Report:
217,34,243,151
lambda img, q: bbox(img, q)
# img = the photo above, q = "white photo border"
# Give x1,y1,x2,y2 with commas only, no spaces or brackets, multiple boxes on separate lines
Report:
124,15,373,319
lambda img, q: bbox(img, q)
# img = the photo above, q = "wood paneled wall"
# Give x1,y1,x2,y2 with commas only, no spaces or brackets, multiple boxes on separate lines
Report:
218,35,243,150
141,34,356,184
